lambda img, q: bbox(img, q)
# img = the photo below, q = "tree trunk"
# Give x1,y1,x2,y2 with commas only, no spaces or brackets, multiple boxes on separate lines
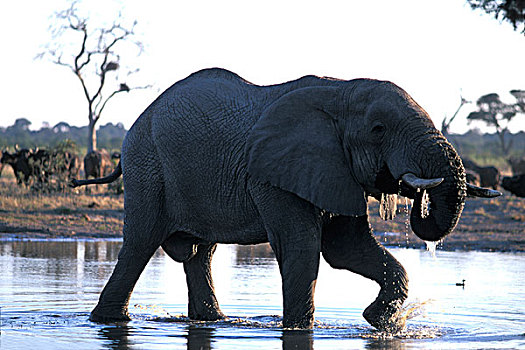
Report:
88,120,97,152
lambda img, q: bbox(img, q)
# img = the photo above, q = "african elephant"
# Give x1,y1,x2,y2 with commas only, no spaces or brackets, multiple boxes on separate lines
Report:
83,149,112,180
71,68,498,330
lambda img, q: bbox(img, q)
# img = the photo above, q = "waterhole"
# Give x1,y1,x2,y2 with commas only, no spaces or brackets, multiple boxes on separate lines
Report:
1,240,523,349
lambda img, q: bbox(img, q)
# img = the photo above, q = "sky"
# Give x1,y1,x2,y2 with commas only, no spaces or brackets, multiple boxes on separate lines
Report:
0,0,524,134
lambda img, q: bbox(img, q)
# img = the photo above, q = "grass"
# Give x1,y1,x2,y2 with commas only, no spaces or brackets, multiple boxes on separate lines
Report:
0,173,123,238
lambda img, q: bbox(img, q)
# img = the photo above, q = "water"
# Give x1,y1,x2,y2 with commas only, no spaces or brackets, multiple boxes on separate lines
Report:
1,240,524,349
420,189,430,219
379,193,397,220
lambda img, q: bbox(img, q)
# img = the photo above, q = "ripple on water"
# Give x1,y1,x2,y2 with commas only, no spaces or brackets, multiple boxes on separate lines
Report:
142,299,448,341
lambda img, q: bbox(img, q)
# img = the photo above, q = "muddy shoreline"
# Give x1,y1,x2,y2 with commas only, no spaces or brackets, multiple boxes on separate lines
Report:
0,178,523,252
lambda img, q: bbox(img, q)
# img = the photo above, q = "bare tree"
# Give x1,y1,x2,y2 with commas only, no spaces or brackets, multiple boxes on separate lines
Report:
467,91,524,155
467,0,525,34
441,95,470,137
37,1,150,151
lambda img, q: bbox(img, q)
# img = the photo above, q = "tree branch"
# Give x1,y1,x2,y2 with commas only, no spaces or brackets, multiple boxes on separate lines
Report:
40,1,149,151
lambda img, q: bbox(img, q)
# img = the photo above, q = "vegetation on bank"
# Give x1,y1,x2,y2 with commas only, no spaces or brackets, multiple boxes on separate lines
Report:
0,176,123,238
448,131,525,170
0,118,126,152
2,117,524,173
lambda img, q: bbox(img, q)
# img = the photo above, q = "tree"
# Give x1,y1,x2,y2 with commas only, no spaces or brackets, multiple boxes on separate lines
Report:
467,0,525,34
12,118,32,131
441,95,470,137
467,91,524,155
38,1,150,152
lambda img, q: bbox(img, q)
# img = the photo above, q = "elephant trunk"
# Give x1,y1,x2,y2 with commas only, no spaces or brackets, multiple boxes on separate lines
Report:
409,137,467,242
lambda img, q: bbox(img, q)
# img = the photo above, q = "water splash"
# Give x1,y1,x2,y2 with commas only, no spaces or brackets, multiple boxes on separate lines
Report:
362,299,437,339
152,314,284,329
361,324,445,340
420,189,430,219
396,299,433,325
425,241,439,258
403,197,411,244
379,193,398,220
133,304,172,318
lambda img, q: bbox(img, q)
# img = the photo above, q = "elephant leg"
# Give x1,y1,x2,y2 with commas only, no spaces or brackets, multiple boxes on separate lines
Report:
250,183,322,329
183,243,225,321
90,164,167,322
90,238,161,322
321,215,408,331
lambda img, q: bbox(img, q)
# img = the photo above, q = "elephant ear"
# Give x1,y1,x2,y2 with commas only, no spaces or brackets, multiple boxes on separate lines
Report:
245,86,367,216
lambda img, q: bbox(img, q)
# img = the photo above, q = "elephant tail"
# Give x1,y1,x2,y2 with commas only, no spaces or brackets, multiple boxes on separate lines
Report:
69,161,122,188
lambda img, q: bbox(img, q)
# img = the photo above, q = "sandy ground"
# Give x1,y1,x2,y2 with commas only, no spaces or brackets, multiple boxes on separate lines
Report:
0,177,523,252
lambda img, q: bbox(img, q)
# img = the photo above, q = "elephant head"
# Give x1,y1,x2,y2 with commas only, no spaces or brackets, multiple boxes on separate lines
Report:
247,80,498,242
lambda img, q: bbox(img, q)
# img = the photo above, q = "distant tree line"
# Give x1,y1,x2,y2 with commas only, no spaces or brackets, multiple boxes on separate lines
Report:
2,116,524,171
467,0,525,34
448,130,525,168
0,118,126,151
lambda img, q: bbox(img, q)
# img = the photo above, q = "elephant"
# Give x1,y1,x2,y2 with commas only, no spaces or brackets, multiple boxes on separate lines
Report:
501,174,525,197
71,68,499,330
462,158,500,190
83,149,112,180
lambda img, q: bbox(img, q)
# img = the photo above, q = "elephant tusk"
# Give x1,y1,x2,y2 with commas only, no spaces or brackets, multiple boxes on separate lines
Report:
401,173,444,190
466,183,502,198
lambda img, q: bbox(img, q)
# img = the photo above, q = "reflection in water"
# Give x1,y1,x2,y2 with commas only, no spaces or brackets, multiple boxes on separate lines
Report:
282,329,313,350
234,243,275,266
186,326,214,350
99,324,135,349
1,239,122,260
364,337,407,350
1,240,524,350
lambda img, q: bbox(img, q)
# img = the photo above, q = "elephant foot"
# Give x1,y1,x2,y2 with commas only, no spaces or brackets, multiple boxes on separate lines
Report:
282,307,315,329
363,297,404,333
89,305,131,323
189,305,226,322
282,317,314,330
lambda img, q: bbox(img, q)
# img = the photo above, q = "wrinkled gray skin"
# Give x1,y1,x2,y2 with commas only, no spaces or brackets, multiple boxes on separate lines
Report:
77,68,475,330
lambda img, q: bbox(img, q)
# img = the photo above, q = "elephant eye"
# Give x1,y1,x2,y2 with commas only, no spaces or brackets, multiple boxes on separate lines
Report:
371,123,386,135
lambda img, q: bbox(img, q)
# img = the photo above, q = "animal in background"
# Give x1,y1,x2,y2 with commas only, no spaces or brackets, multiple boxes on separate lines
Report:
462,158,500,190
501,174,525,197
83,149,112,180
465,170,480,187
507,156,525,175
0,148,33,185
1,147,80,185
